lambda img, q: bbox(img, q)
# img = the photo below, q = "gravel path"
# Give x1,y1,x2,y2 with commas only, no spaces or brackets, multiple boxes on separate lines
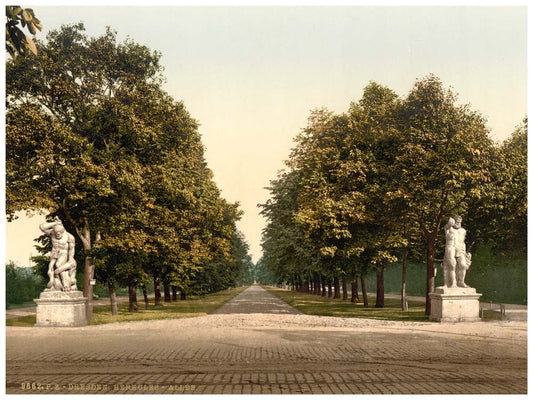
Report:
6,285,527,394
213,284,301,314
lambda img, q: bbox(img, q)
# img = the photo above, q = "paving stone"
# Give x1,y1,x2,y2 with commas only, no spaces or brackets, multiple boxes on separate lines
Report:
6,285,527,394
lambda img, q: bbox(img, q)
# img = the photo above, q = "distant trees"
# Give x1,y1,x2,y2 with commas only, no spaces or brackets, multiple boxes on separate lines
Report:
260,75,526,315
6,261,45,306
6,24,253,320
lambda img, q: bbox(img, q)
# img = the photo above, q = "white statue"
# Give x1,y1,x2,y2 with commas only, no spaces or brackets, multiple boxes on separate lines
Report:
442,215,472,288
39,217,77,292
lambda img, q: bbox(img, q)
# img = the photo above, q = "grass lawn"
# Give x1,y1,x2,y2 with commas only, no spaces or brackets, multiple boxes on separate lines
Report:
6,286,247,327
6,301,37,310
265,287,506,322
265,286,431,322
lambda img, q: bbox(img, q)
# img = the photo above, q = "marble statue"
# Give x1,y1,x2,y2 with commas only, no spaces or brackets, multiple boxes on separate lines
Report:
442,215,472,288
39,217,77,292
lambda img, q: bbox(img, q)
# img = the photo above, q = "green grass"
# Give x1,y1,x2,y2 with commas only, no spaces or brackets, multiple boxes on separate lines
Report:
6,301,37,310
6,286,247,327
6,315,36,327
480,309,506,321
265,286,430,322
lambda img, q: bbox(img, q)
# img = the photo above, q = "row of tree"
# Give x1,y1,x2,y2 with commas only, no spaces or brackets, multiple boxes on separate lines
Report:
6,23,255,321
259,76,527,315
6,262,45,306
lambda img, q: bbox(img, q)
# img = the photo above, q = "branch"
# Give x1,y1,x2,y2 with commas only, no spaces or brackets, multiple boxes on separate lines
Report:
434,189,449,232
417,210,429,237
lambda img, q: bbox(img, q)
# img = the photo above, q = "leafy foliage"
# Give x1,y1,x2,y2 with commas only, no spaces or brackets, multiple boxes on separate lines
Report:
260,75,526,313
6,6,42,58
6,24,253,315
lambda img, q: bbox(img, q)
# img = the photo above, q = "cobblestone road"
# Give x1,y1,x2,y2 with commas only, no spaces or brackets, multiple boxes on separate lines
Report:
5,285,527,394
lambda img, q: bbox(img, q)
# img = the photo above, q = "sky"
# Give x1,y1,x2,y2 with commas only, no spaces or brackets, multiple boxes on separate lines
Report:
4,3,528,266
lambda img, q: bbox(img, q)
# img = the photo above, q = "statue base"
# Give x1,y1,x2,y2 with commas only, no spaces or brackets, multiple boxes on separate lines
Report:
429,287,482,322
34,290,87,327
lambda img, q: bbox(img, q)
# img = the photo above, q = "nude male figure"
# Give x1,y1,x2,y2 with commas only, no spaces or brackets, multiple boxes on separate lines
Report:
39,217,77,292
442,215,472,288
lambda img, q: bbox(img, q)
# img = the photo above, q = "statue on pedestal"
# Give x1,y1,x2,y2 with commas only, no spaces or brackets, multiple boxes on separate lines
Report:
430,216,481,322
39,217,77,292
442,215,472,288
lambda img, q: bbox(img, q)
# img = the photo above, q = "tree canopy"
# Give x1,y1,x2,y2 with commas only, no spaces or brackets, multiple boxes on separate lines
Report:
260,75,526,314
7,23,252,320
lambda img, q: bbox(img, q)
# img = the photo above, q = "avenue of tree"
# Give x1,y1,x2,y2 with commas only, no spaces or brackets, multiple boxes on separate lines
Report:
258,77,527,315
6,23,255,321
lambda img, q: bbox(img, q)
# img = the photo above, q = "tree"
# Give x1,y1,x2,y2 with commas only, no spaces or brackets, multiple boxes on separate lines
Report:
492,118,527,253
260,167,318,292
289,83,406,308
346,82,407,308
396,75,495,315
7,24,168,321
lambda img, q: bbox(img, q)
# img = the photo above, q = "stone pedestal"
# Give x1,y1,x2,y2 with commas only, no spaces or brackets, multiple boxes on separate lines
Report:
429,287,482,322
35,290,87,327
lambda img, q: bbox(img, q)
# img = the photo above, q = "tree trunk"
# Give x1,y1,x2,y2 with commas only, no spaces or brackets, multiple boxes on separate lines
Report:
361,276,368,307
342,276,348,301
333,276,340,299
426,234,437,315
163,283,171,302
73,218,94,323
142,286,149,309
321,278,327,297
375,261,385,308
328,280,333,298
351,277,359,303
108,281,118,315
172,285,178,301
83,254,94,321
401,245,409,311
154,275,162,307
128,284,138,312
180,289,186,300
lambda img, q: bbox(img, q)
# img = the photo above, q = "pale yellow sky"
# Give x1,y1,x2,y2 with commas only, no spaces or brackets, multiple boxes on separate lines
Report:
4,4,528,266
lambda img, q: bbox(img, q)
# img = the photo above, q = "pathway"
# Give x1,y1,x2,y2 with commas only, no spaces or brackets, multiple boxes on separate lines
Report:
213,284,301,314
5,285,527,394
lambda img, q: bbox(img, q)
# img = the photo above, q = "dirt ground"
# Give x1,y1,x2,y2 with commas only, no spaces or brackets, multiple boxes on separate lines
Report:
5,285,527,394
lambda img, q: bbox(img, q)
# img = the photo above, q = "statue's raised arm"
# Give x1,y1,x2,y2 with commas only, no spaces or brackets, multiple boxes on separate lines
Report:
444,217,455,232
39,216,62,234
